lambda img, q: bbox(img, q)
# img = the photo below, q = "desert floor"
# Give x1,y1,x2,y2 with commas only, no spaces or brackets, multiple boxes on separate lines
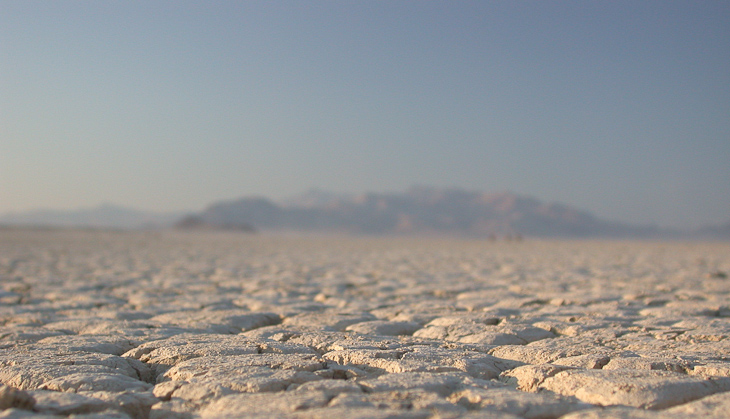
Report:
1,230,730,419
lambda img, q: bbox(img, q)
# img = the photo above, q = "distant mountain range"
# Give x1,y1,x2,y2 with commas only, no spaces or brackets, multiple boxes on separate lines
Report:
2,188,728,239
696,221,730,240
193,187,666,238
0,204,183,230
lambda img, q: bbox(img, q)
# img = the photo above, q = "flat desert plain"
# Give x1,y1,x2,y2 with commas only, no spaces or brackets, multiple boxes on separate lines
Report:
1,230,730,419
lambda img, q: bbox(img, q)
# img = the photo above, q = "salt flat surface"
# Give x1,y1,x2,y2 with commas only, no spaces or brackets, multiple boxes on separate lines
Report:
1,230,729,419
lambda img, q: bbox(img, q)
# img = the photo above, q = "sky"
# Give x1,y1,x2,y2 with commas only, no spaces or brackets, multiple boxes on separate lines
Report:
1,1,729,230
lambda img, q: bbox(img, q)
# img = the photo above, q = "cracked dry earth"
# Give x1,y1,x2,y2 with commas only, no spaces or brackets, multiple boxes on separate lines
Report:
1,231,730,419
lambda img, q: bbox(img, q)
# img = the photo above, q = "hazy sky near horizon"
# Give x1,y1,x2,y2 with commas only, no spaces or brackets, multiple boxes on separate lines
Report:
1,1,729,229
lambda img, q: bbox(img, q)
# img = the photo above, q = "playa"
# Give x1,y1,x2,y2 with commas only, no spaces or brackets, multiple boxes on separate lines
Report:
1,229,729,418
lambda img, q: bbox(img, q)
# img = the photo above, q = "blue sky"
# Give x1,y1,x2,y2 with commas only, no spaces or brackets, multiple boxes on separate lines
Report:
1,1,728,229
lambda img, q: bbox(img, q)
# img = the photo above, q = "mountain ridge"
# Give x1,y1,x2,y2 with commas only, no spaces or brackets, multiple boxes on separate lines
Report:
0,204,184,230
195,187,669,238
2,188,728,239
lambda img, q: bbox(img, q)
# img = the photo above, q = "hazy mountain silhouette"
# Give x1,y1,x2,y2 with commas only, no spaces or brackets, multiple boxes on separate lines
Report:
4,189,724,239
193,187,667,238
696,220,730,240
0,204,183,229
281,188,353,209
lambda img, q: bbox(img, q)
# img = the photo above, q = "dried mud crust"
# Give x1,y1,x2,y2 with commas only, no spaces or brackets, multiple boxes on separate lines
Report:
0,230,729,419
